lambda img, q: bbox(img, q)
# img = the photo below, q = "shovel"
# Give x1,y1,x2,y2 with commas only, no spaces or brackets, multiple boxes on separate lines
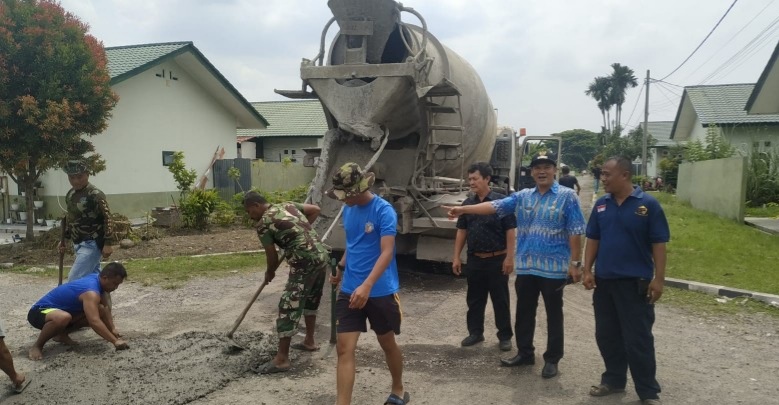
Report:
58,217,66,286
226,279,269,350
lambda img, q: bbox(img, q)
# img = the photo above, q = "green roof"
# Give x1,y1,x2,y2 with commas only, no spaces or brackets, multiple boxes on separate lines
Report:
106,42,191,81
104,42,268,127
642,121,676,147
238,101,328,138
681,84,779,125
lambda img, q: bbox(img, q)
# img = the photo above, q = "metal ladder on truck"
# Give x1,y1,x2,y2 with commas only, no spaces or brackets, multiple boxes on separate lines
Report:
423,78,465,191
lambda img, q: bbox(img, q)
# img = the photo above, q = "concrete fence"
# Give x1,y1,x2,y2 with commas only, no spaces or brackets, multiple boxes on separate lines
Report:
677,156,747,221
250,161,315,192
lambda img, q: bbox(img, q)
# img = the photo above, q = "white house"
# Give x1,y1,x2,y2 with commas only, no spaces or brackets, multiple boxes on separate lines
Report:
670,83,779,155
643,121,676,179
746,40,779,115
237,100,327,164
21,42,267,218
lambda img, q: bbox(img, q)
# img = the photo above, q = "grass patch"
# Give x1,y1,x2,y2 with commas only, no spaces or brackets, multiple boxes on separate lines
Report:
652,192,779,295
746,204,779,218
8,252,266,289
661,288,779,318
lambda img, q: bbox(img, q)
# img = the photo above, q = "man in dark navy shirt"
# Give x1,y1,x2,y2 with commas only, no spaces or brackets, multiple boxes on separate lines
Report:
583,156,670,405
452,162,517,351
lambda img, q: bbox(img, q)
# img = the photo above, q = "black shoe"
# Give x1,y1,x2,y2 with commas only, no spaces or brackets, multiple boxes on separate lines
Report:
461,334,484,347
500,353,535,367
541,361,558,378
499,340,512,352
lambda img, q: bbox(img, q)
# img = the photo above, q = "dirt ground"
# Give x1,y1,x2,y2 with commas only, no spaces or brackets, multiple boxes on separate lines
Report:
0,226,261,267
1,176,778,404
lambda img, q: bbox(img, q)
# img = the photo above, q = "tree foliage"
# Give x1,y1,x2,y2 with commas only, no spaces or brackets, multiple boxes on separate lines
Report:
584,63,639,134
0,0,117,239
658,126,735,189
601,126,655,163
552,129,600,170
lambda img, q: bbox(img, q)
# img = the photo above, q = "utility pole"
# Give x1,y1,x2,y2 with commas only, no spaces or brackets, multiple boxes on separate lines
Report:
641,69,650,177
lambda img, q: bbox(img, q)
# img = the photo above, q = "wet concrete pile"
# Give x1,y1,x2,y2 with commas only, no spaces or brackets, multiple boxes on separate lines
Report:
2,331,277,404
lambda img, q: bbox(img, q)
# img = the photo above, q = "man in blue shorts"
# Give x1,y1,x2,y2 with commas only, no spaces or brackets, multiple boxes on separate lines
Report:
27,262,129,360
583,156,669,405
327,163,409,405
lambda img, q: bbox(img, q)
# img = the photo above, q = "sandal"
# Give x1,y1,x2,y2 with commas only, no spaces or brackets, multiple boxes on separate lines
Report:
589,383,625,397
253,361,290,375
14,377,32,394
384,391,410,405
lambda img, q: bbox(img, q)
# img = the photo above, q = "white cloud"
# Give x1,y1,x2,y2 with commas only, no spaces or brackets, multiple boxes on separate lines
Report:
58,0,779,135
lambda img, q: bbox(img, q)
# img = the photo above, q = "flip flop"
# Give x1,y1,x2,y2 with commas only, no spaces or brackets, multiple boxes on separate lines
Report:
253,361,290,375
384,391,410,405
589,384,625,397
14,377,32,394
291,343,320,352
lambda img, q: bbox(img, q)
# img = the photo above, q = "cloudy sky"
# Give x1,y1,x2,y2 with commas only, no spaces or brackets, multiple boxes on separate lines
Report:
59,0,779,136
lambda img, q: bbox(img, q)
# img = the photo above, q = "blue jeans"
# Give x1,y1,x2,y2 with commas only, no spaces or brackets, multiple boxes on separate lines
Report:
68,240,102,282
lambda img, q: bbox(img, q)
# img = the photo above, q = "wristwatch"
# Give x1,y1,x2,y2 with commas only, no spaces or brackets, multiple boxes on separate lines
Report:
570,260,582,268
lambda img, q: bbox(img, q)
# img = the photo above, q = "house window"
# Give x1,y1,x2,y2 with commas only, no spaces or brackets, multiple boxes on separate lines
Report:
162,151,175,166
291,150,296,155
753,142,760,148
765,141,772,147
284,149,289,154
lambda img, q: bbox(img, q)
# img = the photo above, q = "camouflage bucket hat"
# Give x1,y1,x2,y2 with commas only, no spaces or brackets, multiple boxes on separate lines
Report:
63,160,88,175
326,162,376,201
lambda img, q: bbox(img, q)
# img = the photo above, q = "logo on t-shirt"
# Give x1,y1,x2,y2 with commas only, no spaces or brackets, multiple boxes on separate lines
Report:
635,205,648,216
365,221,374,233
597,204,606,213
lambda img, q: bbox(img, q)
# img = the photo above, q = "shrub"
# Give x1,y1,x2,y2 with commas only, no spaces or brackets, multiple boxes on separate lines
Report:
180,189,221,230
211,201,237,227
746,149,779,207
168,152,197,200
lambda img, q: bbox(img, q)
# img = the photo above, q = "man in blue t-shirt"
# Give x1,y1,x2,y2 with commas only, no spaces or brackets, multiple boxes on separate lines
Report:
27,262,129,360
327,162,408,405
583,156,669,405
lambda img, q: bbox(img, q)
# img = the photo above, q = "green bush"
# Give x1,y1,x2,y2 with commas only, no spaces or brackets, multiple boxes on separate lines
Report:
746,149,779,207
167,152,197,200
211,202,237,227
180,189,221,230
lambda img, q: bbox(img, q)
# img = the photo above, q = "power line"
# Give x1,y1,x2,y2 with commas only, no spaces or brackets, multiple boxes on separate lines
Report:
654,81,682,97
651,79,684,88
699,15,779,84
681,0,777,83
624,82,645,129
659,0,740,81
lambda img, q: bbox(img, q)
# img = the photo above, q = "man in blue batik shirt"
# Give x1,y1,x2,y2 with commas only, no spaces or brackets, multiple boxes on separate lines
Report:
445,152,586,379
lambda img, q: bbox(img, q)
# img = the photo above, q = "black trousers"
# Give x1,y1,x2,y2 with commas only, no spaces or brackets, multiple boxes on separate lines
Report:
514,274,566,363
465,255,513,341
593,278,661,401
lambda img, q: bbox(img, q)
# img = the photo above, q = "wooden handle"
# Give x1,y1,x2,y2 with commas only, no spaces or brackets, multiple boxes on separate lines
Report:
227,280,268,338
58,217,66,286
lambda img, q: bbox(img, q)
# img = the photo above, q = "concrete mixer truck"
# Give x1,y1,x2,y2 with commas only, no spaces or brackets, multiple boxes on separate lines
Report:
277,0,558,263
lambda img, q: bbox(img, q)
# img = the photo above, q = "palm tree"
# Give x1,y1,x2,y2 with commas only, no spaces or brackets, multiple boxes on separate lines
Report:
609,63,638,131
585,76,612,133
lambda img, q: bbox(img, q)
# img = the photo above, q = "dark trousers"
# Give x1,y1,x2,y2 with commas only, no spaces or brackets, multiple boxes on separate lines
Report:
465,255,513,341
514,274,565,363
593,278,661,400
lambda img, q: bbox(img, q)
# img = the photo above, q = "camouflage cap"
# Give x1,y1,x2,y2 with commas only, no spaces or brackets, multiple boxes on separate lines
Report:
63,160,88,175
326,162,375,201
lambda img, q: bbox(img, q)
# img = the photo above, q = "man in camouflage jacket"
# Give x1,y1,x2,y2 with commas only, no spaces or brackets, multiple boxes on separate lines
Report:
243,191,329,374
59,162,118,283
